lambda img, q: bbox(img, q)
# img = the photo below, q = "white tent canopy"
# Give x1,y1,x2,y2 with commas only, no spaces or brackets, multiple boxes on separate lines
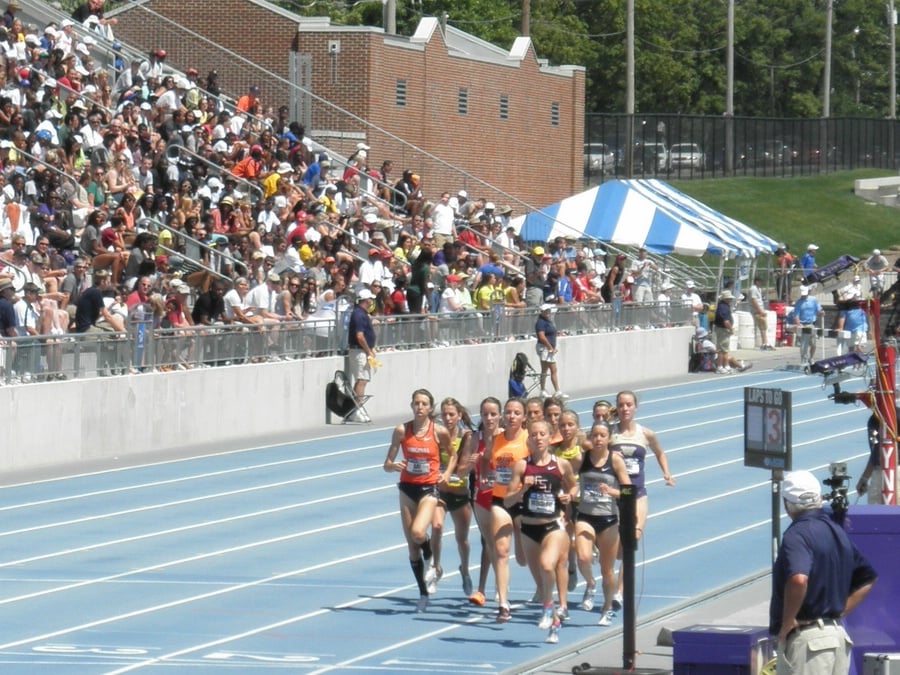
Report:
510,179,778,258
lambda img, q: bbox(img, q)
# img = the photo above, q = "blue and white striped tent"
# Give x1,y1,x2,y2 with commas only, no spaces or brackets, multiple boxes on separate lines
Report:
511,179,778,258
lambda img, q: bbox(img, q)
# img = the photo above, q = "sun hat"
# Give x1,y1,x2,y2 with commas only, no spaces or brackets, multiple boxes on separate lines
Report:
782,470,821,505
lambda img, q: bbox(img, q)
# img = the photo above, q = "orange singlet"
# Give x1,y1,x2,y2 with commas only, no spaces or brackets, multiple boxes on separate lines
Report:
490,428,529,500
400,420,441,485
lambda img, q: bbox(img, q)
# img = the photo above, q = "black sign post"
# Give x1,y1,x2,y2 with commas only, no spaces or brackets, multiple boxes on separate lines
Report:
744,387,792,562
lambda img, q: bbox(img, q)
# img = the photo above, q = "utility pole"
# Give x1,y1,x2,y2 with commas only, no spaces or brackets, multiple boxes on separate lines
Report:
725,0,734,175
624,0,635,178
824,0,833,118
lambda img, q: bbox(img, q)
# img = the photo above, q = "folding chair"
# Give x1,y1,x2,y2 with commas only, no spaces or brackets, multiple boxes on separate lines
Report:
508,352,541,399
325,370,372,424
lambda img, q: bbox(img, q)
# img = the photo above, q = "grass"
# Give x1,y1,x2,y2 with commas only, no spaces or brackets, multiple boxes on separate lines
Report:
670,170,900,264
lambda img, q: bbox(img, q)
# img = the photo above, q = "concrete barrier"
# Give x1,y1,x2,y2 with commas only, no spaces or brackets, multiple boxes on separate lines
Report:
0,326,693,473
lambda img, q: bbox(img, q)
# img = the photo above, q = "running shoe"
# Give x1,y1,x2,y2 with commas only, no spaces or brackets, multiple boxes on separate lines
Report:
581,585,596,611
567,566,577,592
425,565,438,594
546,620,561,644
738,361,753,372
598,610,614,626
468,590,486,606
416,595,429,613
538,604,554,630
611,593,623,612
557,606,570,622
496,605,511,623
460,566,473,597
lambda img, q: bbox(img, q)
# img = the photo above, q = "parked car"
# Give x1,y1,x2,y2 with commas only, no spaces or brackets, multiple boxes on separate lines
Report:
668,142,706,170
634,142,668,172
583,142,616,175
762,140,797,165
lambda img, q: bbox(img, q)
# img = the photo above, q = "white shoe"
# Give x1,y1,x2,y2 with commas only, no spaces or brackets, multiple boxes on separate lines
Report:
540,389,551,398
581,585,596,611
545,620,560,643
611,593,623,612
716,367,727,374
538,605,554,630
425,565,438,594
556,391,570,400
598,610,615,626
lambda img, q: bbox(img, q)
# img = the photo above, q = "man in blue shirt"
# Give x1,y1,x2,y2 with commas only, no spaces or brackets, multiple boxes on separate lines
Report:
770,470,877,674
346,288,377,422
793,285,824,365
800,244,819,283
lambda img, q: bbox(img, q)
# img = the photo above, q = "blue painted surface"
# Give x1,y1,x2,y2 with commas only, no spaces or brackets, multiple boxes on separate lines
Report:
0,367,871,673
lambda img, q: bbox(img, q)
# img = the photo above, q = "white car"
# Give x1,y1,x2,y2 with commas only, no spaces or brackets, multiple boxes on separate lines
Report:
669,143,705,170
584,142,616,175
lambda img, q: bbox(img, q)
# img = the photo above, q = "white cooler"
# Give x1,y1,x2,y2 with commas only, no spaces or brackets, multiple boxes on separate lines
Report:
865,654,900,674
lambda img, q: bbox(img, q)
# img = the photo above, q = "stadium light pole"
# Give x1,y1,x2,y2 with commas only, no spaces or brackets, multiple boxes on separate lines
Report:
889,0,897,119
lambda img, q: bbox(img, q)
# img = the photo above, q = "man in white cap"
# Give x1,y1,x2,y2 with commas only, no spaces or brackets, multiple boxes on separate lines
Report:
713,289,751,373
346,288,377,422
864,248,889,294
793,285,823,366
681,280,703,326
770,470,877,675
800,244,819,284
536,302,567,398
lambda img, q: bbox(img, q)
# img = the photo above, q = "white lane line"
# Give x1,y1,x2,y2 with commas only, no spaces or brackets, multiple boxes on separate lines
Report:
0,445,385,513
0,488,399,605
0,464,384,540
107,596,491,674
0,425,391,490
0,511,405,653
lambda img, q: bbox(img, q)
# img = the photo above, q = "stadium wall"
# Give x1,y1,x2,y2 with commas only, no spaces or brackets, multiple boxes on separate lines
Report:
0,327,691,474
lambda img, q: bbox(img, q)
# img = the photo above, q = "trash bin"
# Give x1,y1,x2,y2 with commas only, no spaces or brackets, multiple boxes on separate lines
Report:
673,624,772,674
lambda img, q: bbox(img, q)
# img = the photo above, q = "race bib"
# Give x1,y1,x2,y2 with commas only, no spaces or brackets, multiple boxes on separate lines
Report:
527,491,556,515
495,466,513,486
582,483,610,504
624,457,640,476
407,458,430,475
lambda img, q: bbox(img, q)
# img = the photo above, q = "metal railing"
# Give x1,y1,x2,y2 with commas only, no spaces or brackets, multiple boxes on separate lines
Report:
0,301,692,383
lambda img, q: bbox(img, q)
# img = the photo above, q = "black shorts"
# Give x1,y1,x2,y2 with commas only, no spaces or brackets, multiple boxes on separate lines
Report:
399,482,439,504
520,520,561,544
575,512,618,534
492,496,522,519
439,491,469,512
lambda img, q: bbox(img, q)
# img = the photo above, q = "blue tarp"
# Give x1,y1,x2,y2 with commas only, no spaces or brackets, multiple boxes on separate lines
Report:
510,179,779,258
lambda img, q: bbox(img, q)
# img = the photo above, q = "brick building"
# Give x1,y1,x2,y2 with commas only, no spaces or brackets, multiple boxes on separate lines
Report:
113,0,584,209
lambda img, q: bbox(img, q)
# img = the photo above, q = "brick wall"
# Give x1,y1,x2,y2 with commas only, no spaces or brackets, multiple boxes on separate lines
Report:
113,0,584,210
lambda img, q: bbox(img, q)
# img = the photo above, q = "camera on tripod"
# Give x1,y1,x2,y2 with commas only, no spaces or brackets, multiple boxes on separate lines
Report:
822,461,851,521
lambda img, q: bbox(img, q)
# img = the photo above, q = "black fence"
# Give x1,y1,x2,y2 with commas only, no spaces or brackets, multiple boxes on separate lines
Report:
584,114,900,183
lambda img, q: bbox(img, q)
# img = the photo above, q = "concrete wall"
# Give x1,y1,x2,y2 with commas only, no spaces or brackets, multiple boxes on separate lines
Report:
0,327,692,473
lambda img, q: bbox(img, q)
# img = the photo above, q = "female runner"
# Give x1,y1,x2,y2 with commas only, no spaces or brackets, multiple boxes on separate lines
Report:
485,397,529,622
431,397,476,597
383,389,454,612
575,421,631,626
610,390,675,608
465,396,504,606
505,419,577,644
553,409,585,602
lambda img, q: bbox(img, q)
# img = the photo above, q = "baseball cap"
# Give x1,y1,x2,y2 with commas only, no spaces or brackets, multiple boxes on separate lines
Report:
267,271,281,283
873,249,881,256
357,288,375,301
808,244,819,251
799,285,810,296
446,274,461,283
782,470,822,505
532,246,545,256
686,280,695,288
540,303,556,312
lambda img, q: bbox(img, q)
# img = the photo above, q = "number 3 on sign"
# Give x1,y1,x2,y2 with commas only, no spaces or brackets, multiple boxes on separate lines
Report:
766,408,782,447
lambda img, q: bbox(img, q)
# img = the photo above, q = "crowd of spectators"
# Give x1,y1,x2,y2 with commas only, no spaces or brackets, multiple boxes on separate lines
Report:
0,0,678,379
